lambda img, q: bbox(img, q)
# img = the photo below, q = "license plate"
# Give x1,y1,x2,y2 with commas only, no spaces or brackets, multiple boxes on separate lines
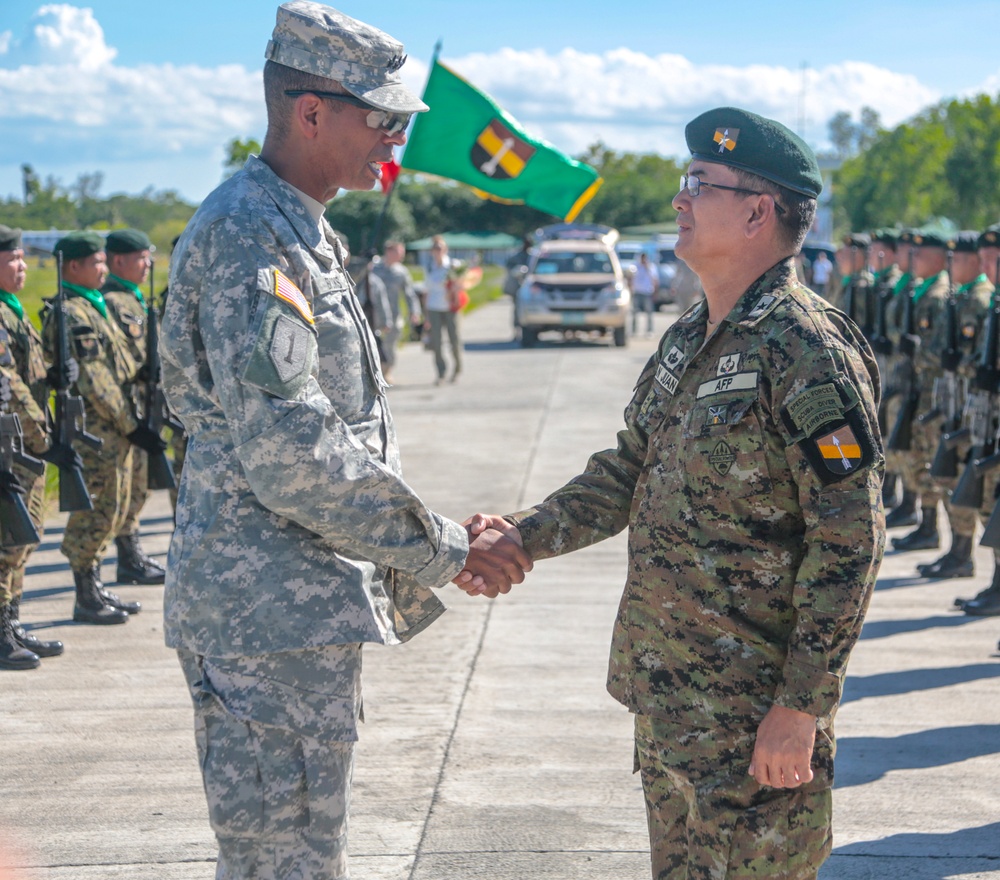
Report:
561,313,587,326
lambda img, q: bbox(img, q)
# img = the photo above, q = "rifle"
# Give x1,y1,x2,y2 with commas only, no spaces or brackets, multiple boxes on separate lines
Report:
859,245,876,341
973,257,1000,544
0,391,44,548
142,260,181,491
886,247,920,451
951,257,1000,510
52,253,102,511
927,251,964,478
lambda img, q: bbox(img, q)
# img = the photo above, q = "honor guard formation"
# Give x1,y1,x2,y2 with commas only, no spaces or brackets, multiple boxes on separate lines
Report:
1,2,999,878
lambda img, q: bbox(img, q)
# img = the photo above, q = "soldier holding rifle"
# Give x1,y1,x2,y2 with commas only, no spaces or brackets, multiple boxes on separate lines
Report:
917,232,991,579
0,224,81,668
102,229,168,585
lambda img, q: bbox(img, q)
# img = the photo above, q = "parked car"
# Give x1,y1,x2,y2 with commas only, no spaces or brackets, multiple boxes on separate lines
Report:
516,223,630,347
616,236,680,309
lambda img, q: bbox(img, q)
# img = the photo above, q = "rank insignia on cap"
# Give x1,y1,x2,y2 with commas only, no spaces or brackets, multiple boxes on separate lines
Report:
274,270,314,325
815,425,862,475
713,127,739,153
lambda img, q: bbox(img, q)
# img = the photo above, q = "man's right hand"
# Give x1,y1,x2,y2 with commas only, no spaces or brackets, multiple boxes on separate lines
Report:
454,514,531,598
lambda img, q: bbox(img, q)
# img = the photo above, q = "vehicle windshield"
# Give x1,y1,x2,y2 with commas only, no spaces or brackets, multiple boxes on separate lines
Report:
534,251,614,275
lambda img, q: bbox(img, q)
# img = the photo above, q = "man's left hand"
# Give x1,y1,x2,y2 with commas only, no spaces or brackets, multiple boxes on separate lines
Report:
748,704,816,789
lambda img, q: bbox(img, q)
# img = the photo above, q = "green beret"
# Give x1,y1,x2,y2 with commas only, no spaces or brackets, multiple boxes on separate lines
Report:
912,229,949,249
952,231,980,253
979,224,1000,249
0,224,22,251
54,231,105,261
685,106,822,198
871,228,900,246
105,228,153,254
843,232,870,249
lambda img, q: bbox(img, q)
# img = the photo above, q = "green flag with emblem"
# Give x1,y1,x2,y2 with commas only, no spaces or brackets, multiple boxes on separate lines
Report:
401,60,602,222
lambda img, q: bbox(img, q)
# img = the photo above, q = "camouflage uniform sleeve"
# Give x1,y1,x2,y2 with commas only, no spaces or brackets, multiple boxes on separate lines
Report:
507,356,657,559
772,339,885,719
0,364,50,454
197,225,467,587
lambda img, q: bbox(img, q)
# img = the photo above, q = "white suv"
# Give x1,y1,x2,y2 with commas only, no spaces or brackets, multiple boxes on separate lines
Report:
515,224,631,347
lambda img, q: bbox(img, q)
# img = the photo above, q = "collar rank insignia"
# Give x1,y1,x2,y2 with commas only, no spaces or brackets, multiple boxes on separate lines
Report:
714,127,739,153
717,353,741,376
815,425,862,475
747,295,776,320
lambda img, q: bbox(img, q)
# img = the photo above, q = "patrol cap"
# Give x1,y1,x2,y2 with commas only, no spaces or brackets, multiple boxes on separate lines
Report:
266,1,428,114
105,228,153,254
54,231,105,261
979,224,1000,249
684,106,822,198
843,232,870,249
912,229,950,249
952,231,980,253
0,225,22,251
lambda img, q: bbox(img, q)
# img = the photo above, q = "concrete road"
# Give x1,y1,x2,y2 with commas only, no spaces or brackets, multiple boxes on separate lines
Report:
1,298,998,879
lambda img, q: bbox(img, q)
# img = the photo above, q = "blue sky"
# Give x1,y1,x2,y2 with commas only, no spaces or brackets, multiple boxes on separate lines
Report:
2,1,999,203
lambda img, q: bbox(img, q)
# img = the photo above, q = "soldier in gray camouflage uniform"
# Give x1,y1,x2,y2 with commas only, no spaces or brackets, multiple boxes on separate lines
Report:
102,228,167,585
463,108,885,880
372,240,421,382
160,4,530,878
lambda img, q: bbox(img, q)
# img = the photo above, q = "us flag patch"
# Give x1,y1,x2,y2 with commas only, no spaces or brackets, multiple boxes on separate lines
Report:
274,270,314,325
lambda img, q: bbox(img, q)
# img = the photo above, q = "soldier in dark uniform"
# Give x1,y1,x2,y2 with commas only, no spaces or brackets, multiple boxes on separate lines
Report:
102,229,167,584
917,231,992,579
462,107,884,880
0,225,78,668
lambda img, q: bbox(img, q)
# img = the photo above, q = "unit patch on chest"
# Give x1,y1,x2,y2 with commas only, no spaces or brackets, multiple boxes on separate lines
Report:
709,440,736,475
717,353,741,376
696,371,759,399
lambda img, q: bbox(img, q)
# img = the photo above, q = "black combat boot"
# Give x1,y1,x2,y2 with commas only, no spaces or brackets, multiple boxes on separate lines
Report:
917,534,974,579
8,598,64,657
115,534,166,585
963,564,1000,616
72,566,129,625
0,603,40,670
892,507,940,551
885,489,920,529
954,562,1000,609
881,472,900,510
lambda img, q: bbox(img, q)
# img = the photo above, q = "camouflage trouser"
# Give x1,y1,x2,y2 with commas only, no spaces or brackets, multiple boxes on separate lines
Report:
634,715,833,880
118,446,149,536
883,392,916,491
0,463,46,607
910,413,944,506
177,645,362,880
168,428,186,511
62,415,132,571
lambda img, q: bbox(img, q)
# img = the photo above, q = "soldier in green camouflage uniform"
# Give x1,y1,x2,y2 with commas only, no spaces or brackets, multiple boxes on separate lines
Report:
463,108,884,880
891,230,951,552
102,228,167,585
956,225,1000,617
917,232,992,578
160,5,529,877
0,225,77,668
44,232,163,625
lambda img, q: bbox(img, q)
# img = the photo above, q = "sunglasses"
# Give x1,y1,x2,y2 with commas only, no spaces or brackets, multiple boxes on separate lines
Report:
679,174,786,215
284,90,412,136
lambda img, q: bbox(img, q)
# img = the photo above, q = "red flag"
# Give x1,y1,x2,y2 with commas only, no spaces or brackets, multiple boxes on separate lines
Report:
380,159,401,195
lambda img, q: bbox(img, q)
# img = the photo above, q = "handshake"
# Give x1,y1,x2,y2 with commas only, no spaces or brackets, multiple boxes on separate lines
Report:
452,514,532,598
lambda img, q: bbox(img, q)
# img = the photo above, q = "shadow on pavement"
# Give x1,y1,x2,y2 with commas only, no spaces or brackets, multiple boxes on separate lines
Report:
835,725,1000,788
843,663,1000,704
829,821,1000,864
859,614,980,640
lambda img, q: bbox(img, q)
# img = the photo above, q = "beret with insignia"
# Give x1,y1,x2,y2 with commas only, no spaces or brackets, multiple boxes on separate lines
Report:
0,224,22,252
54,231,105,261
871,228,900,246
105,228,153,254
843,232,871,249
685,106,822,198
952,231,980,254
912,229,949,249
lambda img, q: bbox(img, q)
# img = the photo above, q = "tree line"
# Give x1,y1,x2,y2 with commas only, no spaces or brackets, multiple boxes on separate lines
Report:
6,92,1000,252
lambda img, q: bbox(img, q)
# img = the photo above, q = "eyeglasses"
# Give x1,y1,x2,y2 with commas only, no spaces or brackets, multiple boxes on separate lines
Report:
284,89,412,136
679,174,786,215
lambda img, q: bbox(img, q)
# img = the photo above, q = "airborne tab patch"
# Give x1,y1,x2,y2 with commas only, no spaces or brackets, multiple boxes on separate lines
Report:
786,382,844,436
